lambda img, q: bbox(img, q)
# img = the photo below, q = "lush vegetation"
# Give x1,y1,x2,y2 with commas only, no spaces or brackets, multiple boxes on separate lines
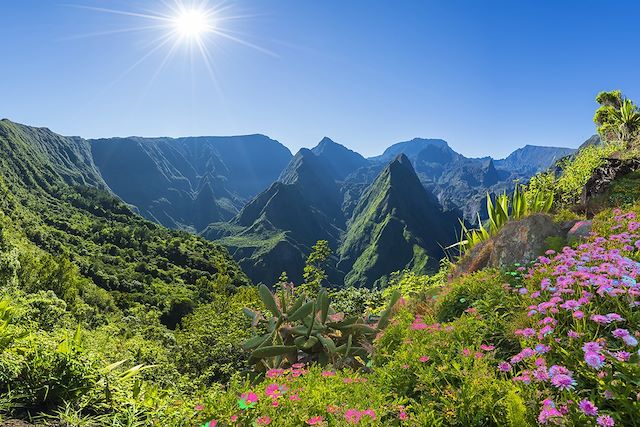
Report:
2,91,640,426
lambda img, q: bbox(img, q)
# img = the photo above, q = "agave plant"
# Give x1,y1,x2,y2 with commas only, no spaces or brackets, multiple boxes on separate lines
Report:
243,284,400,371
449,184,554,254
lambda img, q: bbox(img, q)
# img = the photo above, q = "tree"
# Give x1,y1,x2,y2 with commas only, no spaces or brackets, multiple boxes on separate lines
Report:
301,240,332,294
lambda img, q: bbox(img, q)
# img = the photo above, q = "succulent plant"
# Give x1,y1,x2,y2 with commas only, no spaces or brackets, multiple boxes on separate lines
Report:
243,284,400,370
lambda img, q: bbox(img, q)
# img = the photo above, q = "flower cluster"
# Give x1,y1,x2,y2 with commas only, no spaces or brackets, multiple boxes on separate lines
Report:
501,209,640,426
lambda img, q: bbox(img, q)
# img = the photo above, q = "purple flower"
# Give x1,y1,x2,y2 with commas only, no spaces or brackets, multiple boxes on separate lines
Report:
590,314,610,324
548,365,570,376
551,373,576,390
606,313,625,322
584,352,605,369
622,335,638,347
535,344,550,354
497,362,511,372
597,415,615,426
612,328,630,338
582,341,603,353
613,351,630,361
578,399,598,416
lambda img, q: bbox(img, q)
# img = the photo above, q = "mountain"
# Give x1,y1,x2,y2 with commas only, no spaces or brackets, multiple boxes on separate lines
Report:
90,135,292,232
0,119,249,326
363,139,576,223
203,147,347,284
369,138,450,163
494,144,577,175
311,137,369,180
1,118,575,288
338,154,459,287
205,140,461,286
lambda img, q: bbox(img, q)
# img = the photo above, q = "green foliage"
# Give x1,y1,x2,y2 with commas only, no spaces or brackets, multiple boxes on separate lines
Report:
301,240,332,294
594,90,640,146
528,140,624,206
330,287,385,318
175,287,261,385
453,184,554,254
243,284,400,370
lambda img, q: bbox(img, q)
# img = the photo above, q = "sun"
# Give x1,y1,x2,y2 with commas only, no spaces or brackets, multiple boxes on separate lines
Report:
172,8,213,40
67,1,276,87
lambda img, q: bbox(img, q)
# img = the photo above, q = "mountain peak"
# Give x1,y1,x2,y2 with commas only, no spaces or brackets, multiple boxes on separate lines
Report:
391,153,412,165
318,136,337,146
310,137,369,181
370,138,452,163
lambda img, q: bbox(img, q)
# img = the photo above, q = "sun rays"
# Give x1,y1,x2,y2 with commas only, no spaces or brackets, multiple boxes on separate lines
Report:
64,0,276,88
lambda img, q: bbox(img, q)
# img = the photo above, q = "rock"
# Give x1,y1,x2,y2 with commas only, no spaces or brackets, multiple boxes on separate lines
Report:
581,157,640,206
567,220,593,245
452,214,563,278
489,214,563,268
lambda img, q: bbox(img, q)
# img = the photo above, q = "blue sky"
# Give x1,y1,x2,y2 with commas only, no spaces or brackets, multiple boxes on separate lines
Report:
1,1,640,158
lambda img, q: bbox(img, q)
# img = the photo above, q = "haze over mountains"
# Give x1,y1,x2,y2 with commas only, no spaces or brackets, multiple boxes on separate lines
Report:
1,118,576,287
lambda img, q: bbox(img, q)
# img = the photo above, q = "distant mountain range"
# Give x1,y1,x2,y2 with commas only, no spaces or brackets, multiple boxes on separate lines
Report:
0,118,577,287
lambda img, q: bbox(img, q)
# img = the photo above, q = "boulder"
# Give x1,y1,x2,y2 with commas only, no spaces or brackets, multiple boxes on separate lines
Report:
567,220,593,245
452,214,566,278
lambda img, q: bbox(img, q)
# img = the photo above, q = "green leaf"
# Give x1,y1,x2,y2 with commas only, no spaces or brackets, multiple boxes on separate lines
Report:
288,301,314,322
251,345,297,359
258,284,281,318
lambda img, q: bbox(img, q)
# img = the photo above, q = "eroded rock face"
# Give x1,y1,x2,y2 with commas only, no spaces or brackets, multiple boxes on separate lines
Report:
452,214,568,278
581,157,640,205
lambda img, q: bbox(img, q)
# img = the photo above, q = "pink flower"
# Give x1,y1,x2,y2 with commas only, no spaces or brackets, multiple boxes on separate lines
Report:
321,371,335,377
550,373,576,390
266,368,285,378
363,409,376,419
289,393,300,401
480,344,495,351
265,383,286,398
597,415,615,426
205,421,217,427
230,415,238,422
257,416,271,425
306,416,324,425
538,403,563,424
240,392,258,404
419,356,430,363
344,409,362,424
195,404,205,411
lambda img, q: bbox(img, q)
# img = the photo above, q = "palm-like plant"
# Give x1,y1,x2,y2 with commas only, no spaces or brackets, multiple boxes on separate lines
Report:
609,99,640,146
